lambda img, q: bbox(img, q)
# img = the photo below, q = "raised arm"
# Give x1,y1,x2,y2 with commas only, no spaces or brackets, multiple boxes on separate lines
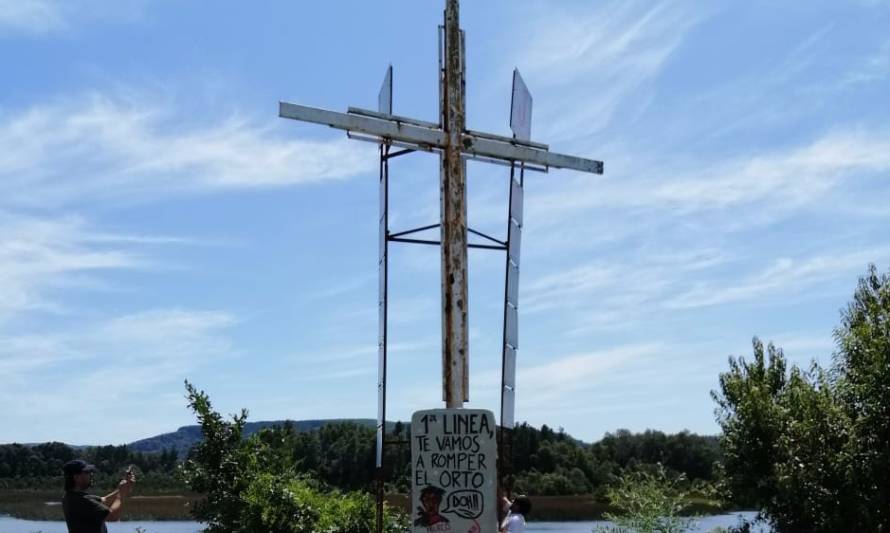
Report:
104,471,136,522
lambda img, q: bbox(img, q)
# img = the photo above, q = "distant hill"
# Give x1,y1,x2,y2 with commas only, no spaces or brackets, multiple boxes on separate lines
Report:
128,418,383,456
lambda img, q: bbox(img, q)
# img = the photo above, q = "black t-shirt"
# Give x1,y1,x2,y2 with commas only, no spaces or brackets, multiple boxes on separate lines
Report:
62,490,110,533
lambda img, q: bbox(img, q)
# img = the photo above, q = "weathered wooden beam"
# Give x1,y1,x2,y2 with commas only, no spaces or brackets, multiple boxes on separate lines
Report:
464,135,603,174
279,102,445,148
282,101,603,174
441,0,469,408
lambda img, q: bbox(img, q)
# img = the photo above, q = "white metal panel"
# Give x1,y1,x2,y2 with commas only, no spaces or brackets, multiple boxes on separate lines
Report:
510,177,524,227
501,385,515,429
503,345,516,391
510,69,532,141
378,65,393,115
505,304,518,349
376,420,384,467
508,220,522,263
506,261,520,308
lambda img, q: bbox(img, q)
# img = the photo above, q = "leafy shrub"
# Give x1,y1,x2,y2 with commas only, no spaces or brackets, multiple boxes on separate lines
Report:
179,381,407,533
595,466,697,533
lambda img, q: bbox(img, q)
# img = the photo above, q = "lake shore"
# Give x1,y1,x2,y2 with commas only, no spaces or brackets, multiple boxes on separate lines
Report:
2,489,732,522
0,489,198,521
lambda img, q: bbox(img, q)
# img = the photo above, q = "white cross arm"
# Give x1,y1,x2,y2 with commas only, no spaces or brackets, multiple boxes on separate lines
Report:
279,101,603,175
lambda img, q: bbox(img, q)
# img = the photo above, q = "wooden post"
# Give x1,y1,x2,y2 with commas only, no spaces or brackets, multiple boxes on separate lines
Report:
441,0,469,408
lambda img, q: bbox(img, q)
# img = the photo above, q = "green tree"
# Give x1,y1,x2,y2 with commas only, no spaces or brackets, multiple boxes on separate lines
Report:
713,265,890,532
834,265,890,527
178,381,407,533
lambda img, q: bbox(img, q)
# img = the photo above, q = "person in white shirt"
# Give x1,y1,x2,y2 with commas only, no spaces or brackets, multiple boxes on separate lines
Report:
499,494,531,533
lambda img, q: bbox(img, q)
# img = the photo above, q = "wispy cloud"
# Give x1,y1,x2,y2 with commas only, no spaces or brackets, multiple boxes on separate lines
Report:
656,130,890,212
291,339,435,365
843,39,890,86
516,344,660,401
665,248,890,309
517,246,887,337
0,93,375,208
0,0,149,37
0,211,151,320
0,308,237,443
514,0,710,141
522,248,725,318
528,128,890,230
0,0,65,35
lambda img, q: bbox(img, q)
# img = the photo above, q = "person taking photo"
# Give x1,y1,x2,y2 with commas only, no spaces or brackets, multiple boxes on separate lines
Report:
62,460,136,533
499,494,531,533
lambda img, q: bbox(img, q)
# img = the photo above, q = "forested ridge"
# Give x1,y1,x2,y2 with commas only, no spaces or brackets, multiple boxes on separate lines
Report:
0,422,720,497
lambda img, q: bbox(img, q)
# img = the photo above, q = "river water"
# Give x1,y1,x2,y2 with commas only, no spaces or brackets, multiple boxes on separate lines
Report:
0,513,767,533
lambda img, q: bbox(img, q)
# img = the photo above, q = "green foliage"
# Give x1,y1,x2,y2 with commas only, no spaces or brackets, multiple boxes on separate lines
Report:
178,381,253,531
0,441,181,491
595,466,697,533
241,473,407,533
714,338,856,531
713,265,890,532
178,380,408,533
834,265,890,527
591,430,721,482
509,423,720,497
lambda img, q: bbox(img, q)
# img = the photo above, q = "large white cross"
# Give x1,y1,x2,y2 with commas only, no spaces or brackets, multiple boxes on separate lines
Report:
279,0,602,409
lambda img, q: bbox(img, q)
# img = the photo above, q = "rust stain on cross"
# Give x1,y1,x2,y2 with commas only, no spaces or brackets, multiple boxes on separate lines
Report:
441,0,469,408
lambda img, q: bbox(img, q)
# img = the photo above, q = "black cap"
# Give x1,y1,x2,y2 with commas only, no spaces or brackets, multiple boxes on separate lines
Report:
512,495,532,516
63,460,97,475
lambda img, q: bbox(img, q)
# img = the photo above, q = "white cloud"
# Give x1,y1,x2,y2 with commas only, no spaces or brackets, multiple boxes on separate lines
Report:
0,0,150,37
0,0,65,34
528,128,890,230
502,344,662,422
843,39,890,86
521,248,725,324
515,245,887,338
0,93,375,208
0,308,237,443
0,212,149,320
758,332,835,360
514,0,709,141
657,130,890,212
665,249,890,309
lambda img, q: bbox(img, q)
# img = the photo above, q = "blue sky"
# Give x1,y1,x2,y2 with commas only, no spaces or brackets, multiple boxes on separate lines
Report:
2,0,889,445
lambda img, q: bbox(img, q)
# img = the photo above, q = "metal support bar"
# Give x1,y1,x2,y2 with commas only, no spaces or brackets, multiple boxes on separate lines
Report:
384,148,415,160
390,237,441,246
467,127,549,151
347,131,437,153
463,152,549,174
390,236,505,251
468,227,506,246
349,106,441,130
469,243,507,251
389,223,441,239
